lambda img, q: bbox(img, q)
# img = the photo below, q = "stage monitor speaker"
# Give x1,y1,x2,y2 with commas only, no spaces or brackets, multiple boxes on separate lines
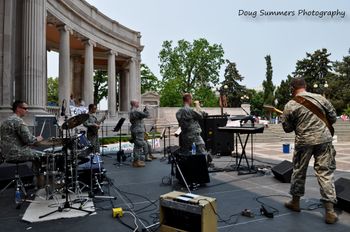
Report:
176,154,210,185
335,178,350,212
34,115,58,139
160,191,217,232
271,160,293,183
200,115,234,156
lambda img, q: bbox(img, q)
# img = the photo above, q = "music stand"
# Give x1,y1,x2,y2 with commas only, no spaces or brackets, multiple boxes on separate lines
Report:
113,118,126,165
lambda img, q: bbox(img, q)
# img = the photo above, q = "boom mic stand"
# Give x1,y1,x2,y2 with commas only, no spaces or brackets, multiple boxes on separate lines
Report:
39,116,93,219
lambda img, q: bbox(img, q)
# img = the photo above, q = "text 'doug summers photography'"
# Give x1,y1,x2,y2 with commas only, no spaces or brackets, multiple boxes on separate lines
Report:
238,9,346,19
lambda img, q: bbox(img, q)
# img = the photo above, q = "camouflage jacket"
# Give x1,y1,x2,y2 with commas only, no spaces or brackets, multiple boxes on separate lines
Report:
282,91,337,145
83,113,99,136
0,114,36,157
176,105,203,136
129,107,149,133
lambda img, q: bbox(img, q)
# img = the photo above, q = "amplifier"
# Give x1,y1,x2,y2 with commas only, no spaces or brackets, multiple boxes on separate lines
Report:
159,191,217,232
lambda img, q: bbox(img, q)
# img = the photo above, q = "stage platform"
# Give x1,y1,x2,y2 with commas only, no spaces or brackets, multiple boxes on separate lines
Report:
1,151,350,232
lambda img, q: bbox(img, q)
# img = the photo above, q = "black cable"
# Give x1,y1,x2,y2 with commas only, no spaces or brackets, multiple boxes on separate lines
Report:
117,216,135,231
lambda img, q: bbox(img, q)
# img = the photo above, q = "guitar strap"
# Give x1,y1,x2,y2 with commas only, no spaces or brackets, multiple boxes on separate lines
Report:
293,95,334,136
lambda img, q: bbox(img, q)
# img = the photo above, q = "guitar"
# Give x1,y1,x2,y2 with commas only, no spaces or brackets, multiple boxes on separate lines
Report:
91,112,107,134
263,105,283,115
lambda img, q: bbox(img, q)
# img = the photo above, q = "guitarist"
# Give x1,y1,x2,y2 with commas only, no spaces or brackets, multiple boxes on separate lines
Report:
83,104,106,153
281,77,338,224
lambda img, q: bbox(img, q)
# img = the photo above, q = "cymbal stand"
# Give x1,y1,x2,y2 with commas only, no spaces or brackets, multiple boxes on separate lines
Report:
87,153,116,200
39,116,93,219
70,135,88,202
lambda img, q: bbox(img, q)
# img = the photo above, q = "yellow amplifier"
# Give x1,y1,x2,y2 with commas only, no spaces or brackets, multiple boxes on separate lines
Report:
159,191,217,232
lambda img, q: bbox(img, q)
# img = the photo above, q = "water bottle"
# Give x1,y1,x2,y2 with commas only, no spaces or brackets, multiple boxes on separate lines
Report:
191,143,196,155
15,188,21,204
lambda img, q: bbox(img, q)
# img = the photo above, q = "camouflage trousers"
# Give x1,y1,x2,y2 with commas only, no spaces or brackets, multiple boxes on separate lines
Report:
4,148,42,175
290,142,337,204
132,132,148,161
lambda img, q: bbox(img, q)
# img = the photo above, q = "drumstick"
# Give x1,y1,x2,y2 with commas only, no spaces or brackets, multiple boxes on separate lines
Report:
40,120,46,137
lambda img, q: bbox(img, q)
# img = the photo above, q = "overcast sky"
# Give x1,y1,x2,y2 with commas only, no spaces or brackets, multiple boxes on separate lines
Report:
47,0,350,89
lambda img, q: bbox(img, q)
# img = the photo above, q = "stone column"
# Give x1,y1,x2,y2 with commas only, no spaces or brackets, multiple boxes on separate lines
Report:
134,57,142,103
128,58,137,102
0,0,15,112
21,0,46,110
72,56,83,101
58,25,71,108
120,69,130,111
107,50,117,117
83,39,95,106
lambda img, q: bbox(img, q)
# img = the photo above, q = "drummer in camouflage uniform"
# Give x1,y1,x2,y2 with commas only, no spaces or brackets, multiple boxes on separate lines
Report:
281,78,338,224
0,100,43,186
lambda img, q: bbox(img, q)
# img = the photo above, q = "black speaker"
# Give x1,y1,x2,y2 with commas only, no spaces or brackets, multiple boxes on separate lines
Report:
200,115,234,156
271,160,293,183
176,154,210,185
335,178,350,212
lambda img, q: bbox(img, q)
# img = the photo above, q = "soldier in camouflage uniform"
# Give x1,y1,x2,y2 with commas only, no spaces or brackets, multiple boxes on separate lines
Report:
83,104,106,154
176,94,207,155
129,100,149,167
281,78,338,224
0,101,44,185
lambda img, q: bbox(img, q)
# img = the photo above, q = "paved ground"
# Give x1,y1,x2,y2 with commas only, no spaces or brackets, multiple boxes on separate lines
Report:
253,142,350,171
0,141,349,232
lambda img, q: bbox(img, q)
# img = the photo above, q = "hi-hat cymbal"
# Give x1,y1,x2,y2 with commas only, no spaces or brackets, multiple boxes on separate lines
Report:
35,138,68,147
62,114,89,129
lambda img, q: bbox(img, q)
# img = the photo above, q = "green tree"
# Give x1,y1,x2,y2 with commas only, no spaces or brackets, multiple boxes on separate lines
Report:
159,38,225,106
141,63,160,94
329,55,350,114
275,75,293,111
262,55,275,105
47,77,58,105
160,78,183,107
93,70,108,105
194,86,219,107
222,60,246,107
247,89,264,116
293,48,332,92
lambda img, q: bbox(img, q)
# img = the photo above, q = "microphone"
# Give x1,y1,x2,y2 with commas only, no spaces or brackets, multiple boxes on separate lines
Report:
149,126,154,132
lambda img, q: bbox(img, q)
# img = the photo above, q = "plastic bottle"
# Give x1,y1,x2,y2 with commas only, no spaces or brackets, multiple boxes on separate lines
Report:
191,143,196,155
15,187,21,204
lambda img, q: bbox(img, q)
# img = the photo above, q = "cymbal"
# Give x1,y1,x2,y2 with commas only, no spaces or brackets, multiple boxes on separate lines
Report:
62,114,89,129
35,138,68,147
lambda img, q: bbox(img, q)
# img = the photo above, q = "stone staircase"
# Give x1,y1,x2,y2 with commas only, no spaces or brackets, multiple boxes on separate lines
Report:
254,120,350,143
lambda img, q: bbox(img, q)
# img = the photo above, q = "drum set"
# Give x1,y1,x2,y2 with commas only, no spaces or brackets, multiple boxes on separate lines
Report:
33,114,110,218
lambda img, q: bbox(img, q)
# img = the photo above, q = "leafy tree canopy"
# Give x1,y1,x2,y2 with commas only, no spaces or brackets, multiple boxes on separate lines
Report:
159,38,224,106
141,63,160,94
262,55,275,105
93,70,108,105
47,77,58,105
222,60,246,107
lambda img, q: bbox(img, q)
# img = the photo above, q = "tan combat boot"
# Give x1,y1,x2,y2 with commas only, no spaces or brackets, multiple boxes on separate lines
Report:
132,160,145,168
145,155,152,162
324,202,338,224
284,196,301,212
149,154,157,160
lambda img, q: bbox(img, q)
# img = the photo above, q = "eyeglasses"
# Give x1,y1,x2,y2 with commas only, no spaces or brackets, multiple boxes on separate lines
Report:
20,106,28,111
